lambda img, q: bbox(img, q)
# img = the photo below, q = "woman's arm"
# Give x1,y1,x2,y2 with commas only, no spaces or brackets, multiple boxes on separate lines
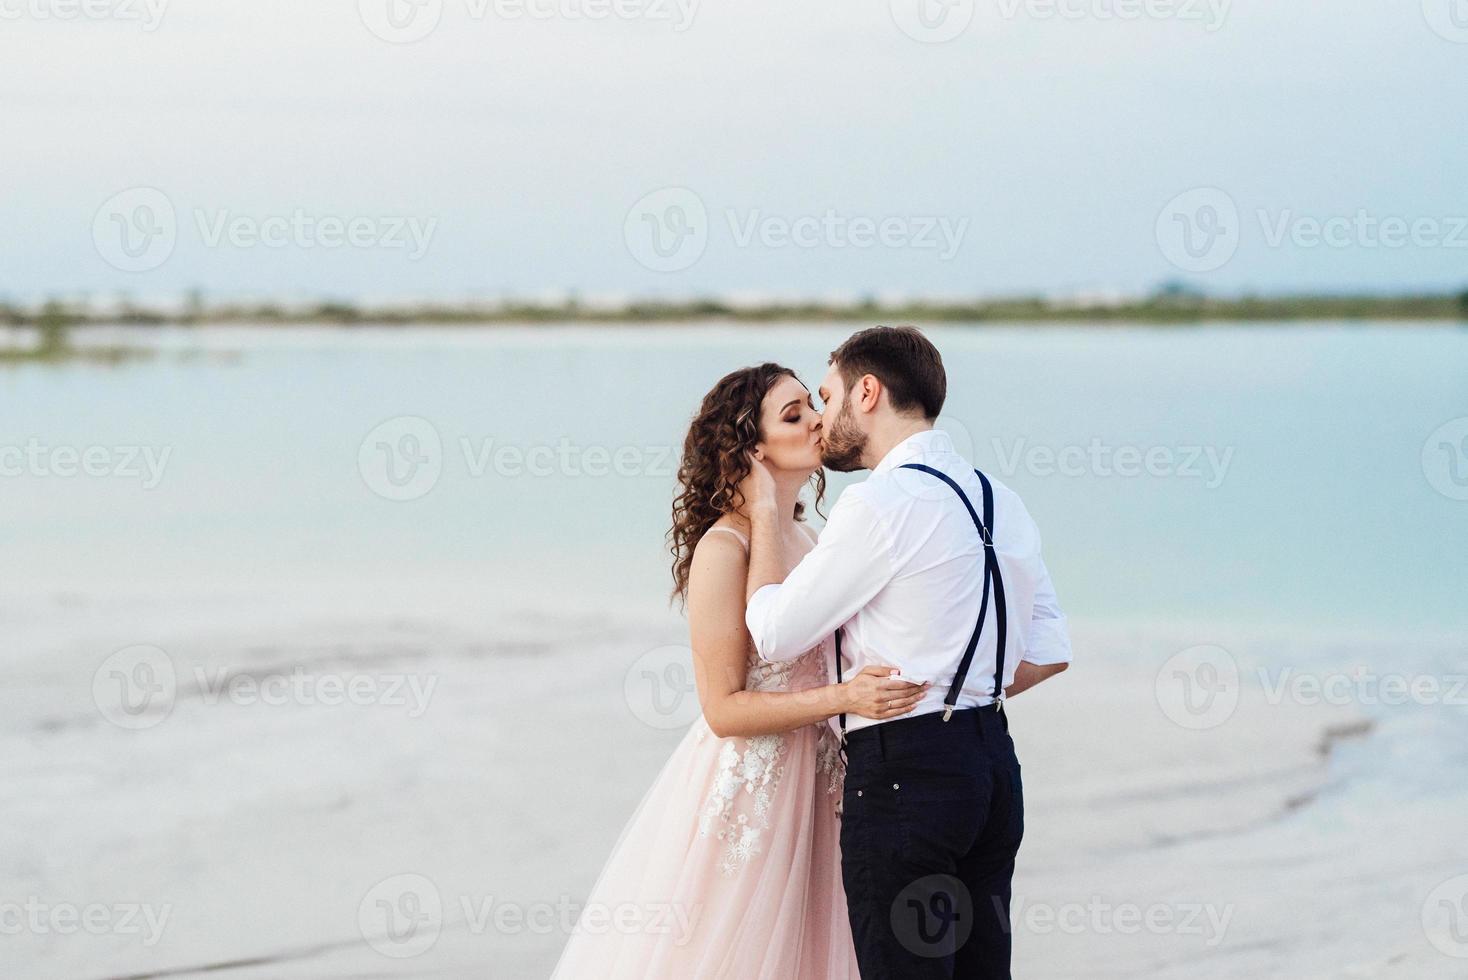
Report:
688,531,927,739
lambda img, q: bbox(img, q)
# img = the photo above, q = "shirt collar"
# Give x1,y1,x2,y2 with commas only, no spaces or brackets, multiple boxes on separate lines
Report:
873,428,954,474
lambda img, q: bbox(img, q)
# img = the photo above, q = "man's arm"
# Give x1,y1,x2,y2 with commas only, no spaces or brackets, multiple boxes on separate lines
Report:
744,489,897,663
745,495,794,604
1006,548,1072,698
1005,661,1068,698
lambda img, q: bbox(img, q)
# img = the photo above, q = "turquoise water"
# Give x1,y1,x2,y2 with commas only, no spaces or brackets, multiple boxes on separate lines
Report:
2,322,1465,633
3,322,1466,979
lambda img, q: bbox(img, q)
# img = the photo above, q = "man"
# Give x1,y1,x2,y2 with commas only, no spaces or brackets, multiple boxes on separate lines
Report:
740,325,1072,979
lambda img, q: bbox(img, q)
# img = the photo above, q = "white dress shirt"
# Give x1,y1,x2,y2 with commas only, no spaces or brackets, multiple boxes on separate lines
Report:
745,428,1072,734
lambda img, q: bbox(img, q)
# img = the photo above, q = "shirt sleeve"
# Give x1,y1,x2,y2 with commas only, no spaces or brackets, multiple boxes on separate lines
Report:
1022,552,1072,666
745,490,897,663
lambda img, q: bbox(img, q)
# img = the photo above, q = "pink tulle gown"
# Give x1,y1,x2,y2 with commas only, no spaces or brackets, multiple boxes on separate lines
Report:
551,531,858,980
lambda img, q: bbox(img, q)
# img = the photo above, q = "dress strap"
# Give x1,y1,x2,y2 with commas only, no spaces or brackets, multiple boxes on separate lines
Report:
704,526,749,552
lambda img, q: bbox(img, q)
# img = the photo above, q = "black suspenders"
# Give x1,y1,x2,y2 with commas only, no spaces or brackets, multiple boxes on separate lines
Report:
833,466,1007,742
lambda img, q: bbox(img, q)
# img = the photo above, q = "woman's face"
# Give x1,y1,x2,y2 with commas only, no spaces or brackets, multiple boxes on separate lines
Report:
754,374,823,474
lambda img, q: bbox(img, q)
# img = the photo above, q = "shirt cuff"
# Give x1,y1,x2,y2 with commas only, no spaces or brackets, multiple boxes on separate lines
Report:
1021,615,1073,666
744,584,782,661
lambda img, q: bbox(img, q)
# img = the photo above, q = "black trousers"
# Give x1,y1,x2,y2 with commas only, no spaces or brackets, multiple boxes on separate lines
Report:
839,705,1023,980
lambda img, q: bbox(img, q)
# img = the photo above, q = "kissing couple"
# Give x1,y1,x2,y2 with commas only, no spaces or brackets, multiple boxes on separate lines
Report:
552,325,1072,979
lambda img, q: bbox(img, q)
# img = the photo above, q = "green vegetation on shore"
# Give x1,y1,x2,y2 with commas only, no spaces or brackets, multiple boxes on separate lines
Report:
2,287,1466,333
0,300,140,364
0,302,73,363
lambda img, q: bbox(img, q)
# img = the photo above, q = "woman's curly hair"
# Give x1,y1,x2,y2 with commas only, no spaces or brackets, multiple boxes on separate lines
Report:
668,363,826,605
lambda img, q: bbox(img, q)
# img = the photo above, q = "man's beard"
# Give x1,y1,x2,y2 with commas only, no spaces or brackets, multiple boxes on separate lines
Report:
820,399,867,472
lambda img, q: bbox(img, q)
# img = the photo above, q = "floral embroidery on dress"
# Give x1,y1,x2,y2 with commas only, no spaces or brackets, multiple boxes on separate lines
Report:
698,734,788,875
816,725,844,796
744,655,796,692
694,633,847,870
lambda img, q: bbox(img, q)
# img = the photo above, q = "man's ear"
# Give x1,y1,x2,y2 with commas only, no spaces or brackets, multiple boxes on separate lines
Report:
858,374,882,413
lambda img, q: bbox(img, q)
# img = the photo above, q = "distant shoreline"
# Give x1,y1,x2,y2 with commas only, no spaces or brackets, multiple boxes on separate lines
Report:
5,292,1467,330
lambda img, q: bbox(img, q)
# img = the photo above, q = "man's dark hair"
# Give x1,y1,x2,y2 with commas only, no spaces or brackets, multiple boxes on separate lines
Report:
828,325,946,420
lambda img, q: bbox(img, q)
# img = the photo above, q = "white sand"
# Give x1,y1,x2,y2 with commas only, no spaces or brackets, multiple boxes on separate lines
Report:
5,588,1465,978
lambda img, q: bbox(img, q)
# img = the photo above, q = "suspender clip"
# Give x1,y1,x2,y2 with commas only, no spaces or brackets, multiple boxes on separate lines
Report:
941,704,955,722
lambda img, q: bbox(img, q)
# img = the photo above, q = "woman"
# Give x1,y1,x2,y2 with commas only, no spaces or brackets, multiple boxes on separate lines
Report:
550,363,930,979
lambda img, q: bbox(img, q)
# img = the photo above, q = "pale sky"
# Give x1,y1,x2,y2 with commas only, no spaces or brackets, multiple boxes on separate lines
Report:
3,0,1465,303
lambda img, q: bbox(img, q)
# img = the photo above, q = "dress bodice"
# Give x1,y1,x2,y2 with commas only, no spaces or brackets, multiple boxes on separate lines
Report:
743,634,833,693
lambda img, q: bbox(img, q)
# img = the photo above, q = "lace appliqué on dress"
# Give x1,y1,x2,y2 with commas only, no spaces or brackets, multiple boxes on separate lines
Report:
744,656,797,693
815,724,846,817
698,734,789,876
